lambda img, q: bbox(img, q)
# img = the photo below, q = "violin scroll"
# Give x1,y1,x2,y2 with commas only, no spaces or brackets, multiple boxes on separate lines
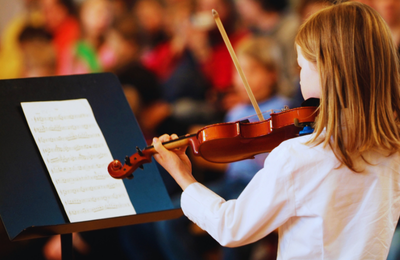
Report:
108,137,197,179
108,147,153,179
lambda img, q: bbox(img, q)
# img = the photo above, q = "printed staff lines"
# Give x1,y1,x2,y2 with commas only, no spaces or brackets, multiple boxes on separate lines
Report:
67,203,131,215
42,143,104,154
38,132,101,143
64,193,127,205
60,183,122,196
34,123,96,133
51,163,108,174
47,152,107,164
33,113,90,123
55,174,108,184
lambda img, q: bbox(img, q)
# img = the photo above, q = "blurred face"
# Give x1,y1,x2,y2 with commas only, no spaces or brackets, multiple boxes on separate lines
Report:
235,0,261,25
134,0,164,33
80,0,113,37
233,54,276,102
40,0,69,31
196,0,229,20
373,0,400,26
296,46,321,100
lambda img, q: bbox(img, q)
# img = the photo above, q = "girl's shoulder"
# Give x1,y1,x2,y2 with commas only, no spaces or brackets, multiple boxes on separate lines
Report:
269,132,332,164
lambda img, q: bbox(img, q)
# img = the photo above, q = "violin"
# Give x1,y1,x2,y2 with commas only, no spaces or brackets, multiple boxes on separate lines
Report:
108,10,319,180
108,105,318,179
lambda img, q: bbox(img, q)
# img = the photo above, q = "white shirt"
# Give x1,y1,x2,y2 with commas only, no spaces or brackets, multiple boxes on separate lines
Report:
181,133,400,259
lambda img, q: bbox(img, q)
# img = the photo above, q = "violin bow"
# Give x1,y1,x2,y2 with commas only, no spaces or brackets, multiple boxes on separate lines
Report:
212,9,265,121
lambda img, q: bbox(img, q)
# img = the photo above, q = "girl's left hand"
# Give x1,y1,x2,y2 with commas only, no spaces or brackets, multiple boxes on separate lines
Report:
152,134,197,190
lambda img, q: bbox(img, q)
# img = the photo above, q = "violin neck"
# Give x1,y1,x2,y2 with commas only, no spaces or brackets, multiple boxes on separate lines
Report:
145,133,197,151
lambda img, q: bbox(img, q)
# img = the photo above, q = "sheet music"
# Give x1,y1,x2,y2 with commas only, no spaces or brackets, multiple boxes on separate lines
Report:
21,99,136,223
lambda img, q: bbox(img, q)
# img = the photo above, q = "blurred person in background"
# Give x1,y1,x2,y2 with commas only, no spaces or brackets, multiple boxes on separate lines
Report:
133,0,169,55
141,0,249,131
137,0,214,127
351,0,375,7
108,0,135,20
234,0,299,99
18,25,56,77
0,0,43,79
155,36,289,260
372,0,400,53
184,0,248,94
60,0,114,74
39,0,80,74
297,0,332,22
104,15,186,143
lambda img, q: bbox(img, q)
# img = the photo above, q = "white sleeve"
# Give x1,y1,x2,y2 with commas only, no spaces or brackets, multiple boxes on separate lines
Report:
181,144,297,247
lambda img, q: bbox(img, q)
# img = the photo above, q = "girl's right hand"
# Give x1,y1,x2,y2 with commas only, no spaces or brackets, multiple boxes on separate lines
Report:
152,134,197,190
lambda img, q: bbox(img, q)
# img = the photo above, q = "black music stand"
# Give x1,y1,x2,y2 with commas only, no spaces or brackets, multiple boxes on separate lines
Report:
0,73,182,259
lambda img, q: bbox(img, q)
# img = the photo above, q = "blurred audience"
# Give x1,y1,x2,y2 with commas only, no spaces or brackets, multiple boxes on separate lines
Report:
297,0,332,22
140,0,249,124
60,0,114,74
0,0,43,79
134,0,169,54
18,25,56,77
234,0,300,98
101,15,142,74
372,0,400,52
39,0,80,74
0,0,314,259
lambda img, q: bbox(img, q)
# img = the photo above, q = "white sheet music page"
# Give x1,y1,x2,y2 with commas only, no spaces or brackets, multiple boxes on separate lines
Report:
21,98,136,223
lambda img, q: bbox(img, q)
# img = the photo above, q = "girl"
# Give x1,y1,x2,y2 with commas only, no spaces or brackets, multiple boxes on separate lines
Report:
155,36,289,260
153,2,400,259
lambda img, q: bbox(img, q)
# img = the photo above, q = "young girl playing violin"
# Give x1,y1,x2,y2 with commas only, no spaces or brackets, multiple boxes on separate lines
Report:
153,2,400,259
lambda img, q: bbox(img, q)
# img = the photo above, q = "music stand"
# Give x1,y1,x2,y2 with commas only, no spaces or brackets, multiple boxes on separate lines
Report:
0,73,182,259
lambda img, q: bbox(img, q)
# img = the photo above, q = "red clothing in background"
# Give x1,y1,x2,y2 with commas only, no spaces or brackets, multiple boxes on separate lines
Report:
52,16,80,75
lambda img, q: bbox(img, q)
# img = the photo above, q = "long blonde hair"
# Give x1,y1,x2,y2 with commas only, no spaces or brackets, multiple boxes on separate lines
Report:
295,1,400,171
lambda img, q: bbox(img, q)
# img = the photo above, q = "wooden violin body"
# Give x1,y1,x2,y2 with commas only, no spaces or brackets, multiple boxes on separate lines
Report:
108,106,318,179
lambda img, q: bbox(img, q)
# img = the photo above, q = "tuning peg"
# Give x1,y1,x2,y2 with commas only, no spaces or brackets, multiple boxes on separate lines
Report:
136,146,144,156
124,156,132,166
